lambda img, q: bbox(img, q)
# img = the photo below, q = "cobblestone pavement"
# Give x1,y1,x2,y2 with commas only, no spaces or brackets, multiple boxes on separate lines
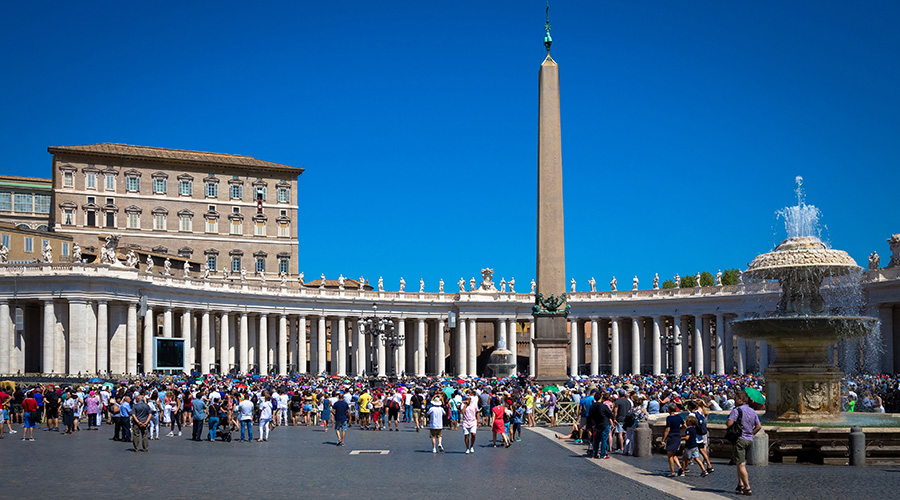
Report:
0,421,677,500
532,426,900,500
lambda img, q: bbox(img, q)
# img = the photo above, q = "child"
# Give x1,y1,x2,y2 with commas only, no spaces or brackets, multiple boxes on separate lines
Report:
682,415,709,477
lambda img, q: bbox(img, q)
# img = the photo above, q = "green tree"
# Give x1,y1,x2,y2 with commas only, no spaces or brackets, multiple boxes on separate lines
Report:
680,274,696,288
662,279,676,289
700,271,715,287
722,268,741,286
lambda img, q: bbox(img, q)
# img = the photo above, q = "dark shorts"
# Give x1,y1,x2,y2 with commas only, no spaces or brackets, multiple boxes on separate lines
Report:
430,428,442,438
388,408,399,419
480,406,489,417
665,434,682,453
23,412,35,428
733,438,752,464
46,407,58,419
335,419,348,431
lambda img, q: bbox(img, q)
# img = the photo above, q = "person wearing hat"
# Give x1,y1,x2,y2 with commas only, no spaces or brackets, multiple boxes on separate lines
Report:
426,396,446,453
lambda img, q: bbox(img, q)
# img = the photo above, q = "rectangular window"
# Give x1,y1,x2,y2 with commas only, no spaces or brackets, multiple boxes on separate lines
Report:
126,176,139,192
256,186,266,201
255,221,265,236
230,220,241,235
230,184,242,200
34,195,50,214
180,216,192,232
127,213,140,229
105,174,116,191
1,234,9,247
153,214,166,230
86,172,97,189
278,223,289,237
105,212,115,228
179,180,192,196
24,237,33,253
206,218,217,233
255,258,265,273
0,193,11,211
86,210,96,227
207,255,217,271
63,172,74,187
278,259,289,274
153,178,167,194
14,193,32,213
62,242,70,257
205,183,217,198
231,256,241,272
277,187,289,203
87,196,95,204
63,209,74,225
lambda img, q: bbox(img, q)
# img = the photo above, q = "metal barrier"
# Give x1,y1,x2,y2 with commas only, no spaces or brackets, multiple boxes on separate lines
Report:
532,401,578,426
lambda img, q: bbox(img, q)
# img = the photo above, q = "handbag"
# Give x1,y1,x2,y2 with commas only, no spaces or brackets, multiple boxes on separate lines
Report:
724,407,743,444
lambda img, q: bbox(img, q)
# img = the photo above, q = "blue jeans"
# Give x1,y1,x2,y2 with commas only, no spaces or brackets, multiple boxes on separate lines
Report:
240,420,252,441
593,424,610,457
404,405,412,422
208,417,219,440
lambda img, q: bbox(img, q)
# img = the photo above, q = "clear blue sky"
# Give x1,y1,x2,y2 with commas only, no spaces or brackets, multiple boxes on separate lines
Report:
2,1,898,291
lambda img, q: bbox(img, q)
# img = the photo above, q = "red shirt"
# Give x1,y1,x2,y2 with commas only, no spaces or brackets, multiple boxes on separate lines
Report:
22,397,38,412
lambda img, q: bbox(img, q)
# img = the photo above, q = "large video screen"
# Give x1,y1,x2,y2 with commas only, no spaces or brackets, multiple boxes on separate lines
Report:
154,337,185,370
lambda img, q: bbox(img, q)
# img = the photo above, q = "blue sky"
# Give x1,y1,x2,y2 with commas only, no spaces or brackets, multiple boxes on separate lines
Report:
2,1,898,290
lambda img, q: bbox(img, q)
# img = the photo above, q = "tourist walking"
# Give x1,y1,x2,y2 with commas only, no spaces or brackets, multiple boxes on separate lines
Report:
118,396,133,441
85,391,100,430
62,392,78,435
258,392,273,442
589,393,614,459
21,390,38,441
728,390,762,496
208,397,221,441
461,390,478,454
427,396,446,453
661,403,684,477
490,399,510,448
332,392,349,446
148,391,161,440
131,394,151,452
191,394,207,441
682,415,709,477
612,390,632,453
238,396,254,441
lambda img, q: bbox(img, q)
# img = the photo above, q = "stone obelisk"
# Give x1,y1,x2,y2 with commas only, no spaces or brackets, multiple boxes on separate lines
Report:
532,8,570,383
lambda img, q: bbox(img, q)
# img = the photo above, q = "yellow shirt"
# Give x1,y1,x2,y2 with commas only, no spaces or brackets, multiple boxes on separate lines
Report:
358,393,371,413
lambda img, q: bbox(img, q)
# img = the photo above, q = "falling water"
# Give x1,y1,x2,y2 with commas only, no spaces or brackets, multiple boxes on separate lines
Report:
777,176,821,240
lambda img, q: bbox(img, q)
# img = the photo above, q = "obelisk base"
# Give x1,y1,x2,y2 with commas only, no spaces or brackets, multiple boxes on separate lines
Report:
533,315,569,384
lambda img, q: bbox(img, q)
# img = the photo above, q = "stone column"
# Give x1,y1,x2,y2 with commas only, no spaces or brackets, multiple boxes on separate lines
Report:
309,317,318,373
267,316,276,374
702,316,712,375
68,299,88,374
95,300,108,374
258,314,268,376
200,310,211,375
632,317,641,375
334,317,345,376
219,312,230,373
498,318,508,347
652,316,662,375
610,317,620,376
274,314,285,375
737,337,747,374
416,318,426,376
467,318,476,377
457,317,467,377
317,316,326,375
507,318,516,375
569,317,578,377
693,315,703,374
297,316,307,374
879,306,894,373
163,307,173,338
715,313,725,375
529,318,536,378
126,303,137,374
354,318,365,376
589,318,599,376
288,316,297,373
42,300,56,374
759,340,769,372
182,310,193,373
143,306,154,373
396,319,406,376
0,301,9,374
437,318,446,376
239,312,249,373
673,317,683,376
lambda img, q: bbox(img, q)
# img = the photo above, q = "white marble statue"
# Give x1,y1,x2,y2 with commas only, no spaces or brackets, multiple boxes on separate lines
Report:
632,275,639,291
202,264,211,280
399,277,406,292
869,251,880,271
695,272,701,287
378,276,384,291
458,277,465,293
419,278,424,293
675,274,681,288
610,276,617,292
479,268,496,291
589,277,596,292
42,240,53,263
298,271,304,286
359,276,365,291
738,270,744,285
99,245,108,265
240,268,247,283
72,243,82,262
890,234,900,267
338,274,345,290
125,250,138,269
509,277,515,293
163,258,172,276
499,278,506,293
222,267,229,280
260,270,267,283
439,278,444,293
470,277,477,292
183,261,191,278
570,278,576,293
653,273,659,290
100,234,120,265
0,243,8,264
530,279,536,294
716,269,723,286
319,273,326,289
280,271,287,286
145,255,154,274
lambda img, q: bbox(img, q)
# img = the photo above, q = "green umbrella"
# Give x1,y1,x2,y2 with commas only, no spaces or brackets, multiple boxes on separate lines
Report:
542,385,560,393
745,387,766,405
442,387,455,398
101,382,114,389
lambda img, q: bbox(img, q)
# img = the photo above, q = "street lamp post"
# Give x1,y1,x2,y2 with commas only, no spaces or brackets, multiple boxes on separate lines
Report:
660,319,681,383
358,304,404,378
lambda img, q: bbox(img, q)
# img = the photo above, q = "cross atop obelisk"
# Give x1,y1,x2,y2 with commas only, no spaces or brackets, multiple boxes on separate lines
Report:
532,2,570,383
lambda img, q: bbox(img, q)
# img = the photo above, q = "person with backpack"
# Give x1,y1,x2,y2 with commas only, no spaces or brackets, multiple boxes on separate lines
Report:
387,391,401,431
623,394,646,455
681,415,710,477
727,390,761,496
683,400,714,473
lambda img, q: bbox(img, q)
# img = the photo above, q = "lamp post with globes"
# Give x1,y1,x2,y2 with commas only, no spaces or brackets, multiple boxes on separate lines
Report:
660,319,681,384
358,304,403,378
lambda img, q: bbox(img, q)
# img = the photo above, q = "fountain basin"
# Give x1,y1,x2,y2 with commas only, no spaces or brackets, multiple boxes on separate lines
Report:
487,347,516,379
731,316,878,343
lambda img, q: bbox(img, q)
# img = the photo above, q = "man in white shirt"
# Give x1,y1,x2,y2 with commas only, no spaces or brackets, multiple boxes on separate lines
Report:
238,397,255,441
278,392,289,426
427,398,446,453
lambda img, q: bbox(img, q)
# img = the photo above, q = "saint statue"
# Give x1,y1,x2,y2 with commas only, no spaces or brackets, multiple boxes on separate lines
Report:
589,277,596,292
509,277,515,293
42,240,53,263
610,276,617,292
202,264,211,280
146,255,154,274
72,243,82,262
470,277,476,292
298,271,304,286
399,277,406,292
716,270,723,286
419,278,424,293
280,271,287,286
653,273,659,290
632,275,639,291
675,274,681,288
338,274,345,290
570,278,576,293
125,250,137,269
359,276,365,291
439,279,444,293
499,278,506,293
183,260,191,278
694,273,701,287
163,258,172,276
0,243,8,264
378,276,384,291
869,251,880,271
530,279,536,294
